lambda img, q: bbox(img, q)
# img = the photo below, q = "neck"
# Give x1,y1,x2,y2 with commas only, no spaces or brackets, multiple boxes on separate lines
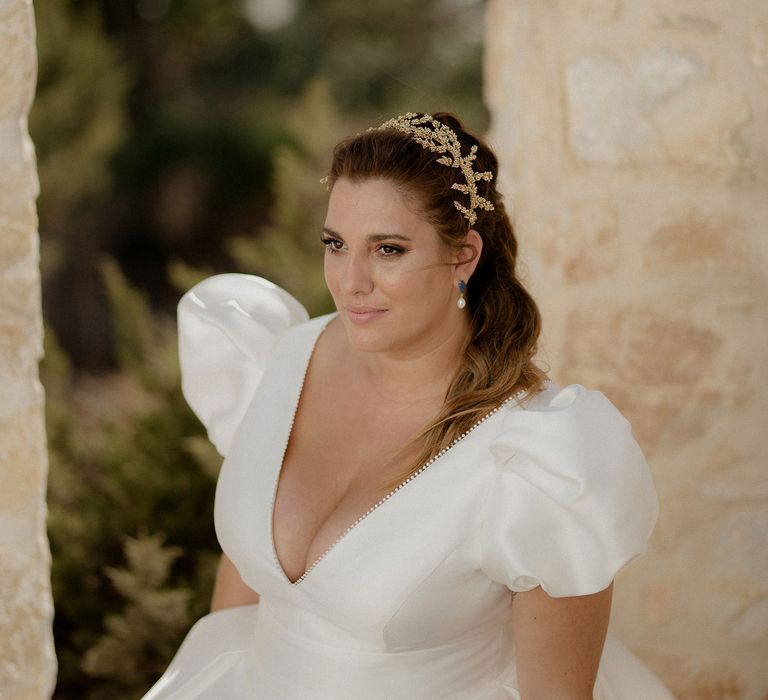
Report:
346,312,473,405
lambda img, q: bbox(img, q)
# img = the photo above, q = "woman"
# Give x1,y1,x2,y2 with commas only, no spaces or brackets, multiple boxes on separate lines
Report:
143,112,674,699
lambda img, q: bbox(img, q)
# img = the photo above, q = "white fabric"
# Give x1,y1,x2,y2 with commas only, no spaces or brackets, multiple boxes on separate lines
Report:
145,273,674,699
481,384,660,598
177,273,309,456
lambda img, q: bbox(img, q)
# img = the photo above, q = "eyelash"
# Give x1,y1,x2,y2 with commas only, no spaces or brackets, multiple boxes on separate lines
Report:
319,236,404,257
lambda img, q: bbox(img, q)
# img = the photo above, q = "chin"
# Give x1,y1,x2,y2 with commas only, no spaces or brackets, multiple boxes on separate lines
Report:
342,324,390,353
344,323,428,359
340,313,400,350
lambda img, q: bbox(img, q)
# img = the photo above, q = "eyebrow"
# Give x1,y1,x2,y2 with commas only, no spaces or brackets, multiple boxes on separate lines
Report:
322,227,412,243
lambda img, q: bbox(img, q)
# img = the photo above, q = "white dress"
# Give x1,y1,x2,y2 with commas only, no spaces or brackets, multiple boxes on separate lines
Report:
143,273,675,700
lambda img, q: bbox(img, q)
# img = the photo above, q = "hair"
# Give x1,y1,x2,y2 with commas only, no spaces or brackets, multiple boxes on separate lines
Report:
323,111,549,492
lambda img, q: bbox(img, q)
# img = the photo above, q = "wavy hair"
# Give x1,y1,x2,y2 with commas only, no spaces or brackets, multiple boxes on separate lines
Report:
323,112,548,491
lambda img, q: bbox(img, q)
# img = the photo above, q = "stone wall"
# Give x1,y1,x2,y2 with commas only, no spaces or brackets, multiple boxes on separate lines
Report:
0,0,57,697
484,1,768,698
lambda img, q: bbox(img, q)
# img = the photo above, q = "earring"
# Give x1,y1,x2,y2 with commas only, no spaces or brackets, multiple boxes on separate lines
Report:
457,280,467,309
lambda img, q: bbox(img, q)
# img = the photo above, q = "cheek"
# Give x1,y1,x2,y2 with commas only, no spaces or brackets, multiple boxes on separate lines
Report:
323,255,341,291
375,270,441,306
376,267,421,295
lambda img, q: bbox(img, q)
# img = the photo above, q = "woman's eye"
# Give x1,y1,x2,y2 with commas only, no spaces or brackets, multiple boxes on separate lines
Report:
379,245,403,256
320,237,343,252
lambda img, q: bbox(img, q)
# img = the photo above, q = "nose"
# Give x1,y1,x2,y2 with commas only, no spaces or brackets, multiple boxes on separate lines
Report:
339,248,374,296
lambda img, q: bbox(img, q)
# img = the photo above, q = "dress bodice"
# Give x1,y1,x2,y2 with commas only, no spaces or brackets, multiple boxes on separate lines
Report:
143,274,674,700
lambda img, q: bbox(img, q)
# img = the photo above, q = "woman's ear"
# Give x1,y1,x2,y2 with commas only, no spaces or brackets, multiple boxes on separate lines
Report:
454,229,483,280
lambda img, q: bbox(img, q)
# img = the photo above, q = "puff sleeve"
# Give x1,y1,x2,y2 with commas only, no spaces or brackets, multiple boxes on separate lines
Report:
177,273,309,457
480,383,659,598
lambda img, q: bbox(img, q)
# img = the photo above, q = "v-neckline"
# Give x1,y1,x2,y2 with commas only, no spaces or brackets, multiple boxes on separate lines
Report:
268,315,530,588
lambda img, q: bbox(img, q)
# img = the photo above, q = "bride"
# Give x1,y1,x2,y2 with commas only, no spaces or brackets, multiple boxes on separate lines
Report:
143,111,674,699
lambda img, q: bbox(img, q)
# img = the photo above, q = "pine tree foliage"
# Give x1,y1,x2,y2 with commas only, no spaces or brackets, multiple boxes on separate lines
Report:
166,260,218,302
98,257,155,378
81,535,191,693
227,77,341,317
31,0,131,269
44,266,220,698
98,255,181,393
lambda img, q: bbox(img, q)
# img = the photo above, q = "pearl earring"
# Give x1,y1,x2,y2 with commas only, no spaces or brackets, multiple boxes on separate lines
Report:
457,280,467,309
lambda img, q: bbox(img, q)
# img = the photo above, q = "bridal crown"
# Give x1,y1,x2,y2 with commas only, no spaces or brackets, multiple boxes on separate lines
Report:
368,112,495,227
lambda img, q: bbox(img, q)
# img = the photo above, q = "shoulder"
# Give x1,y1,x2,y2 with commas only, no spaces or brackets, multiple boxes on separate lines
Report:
177,273,334,456
487,379,653,517
480,380,660,597
507,379,629,422
493,380,635,462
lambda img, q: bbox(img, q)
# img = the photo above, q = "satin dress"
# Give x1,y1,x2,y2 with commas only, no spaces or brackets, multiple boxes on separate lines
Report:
142,273,675,700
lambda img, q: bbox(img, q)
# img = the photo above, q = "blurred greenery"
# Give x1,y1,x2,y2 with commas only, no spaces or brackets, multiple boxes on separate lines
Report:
44,255,221,698
227,75,340,316
32,0,488,369
34,0,488,696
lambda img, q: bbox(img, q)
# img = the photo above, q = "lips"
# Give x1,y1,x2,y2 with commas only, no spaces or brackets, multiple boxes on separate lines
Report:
346,306,388,323
347,306,386,313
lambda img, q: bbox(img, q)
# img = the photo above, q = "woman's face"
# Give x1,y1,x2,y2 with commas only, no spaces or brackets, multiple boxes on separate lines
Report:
322,177,467,355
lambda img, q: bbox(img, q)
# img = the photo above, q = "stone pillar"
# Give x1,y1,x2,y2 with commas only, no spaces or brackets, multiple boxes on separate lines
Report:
0,0,57,697
485,1,767,698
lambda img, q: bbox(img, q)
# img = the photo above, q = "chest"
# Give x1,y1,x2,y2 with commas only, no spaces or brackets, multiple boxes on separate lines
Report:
213,322,514,646
272,374,438,585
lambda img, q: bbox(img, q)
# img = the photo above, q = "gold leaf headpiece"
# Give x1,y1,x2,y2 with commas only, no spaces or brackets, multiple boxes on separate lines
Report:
368,112,495,227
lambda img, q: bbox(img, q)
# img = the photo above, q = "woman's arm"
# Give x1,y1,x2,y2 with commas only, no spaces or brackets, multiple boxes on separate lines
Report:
511,581,613,700
210,553,261,612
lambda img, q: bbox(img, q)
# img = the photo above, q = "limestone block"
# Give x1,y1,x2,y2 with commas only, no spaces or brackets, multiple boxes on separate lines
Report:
564,46,751,175
538,199,619,283
486,0,768,696
566,52,665,165
0,0,57,698
642,212,750,275
0,0,38,120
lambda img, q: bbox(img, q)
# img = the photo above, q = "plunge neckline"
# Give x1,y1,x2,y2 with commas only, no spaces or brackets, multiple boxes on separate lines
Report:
268,314,530,588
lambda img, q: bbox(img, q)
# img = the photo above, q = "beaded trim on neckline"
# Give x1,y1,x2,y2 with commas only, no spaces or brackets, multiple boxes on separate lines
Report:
268,315,550,587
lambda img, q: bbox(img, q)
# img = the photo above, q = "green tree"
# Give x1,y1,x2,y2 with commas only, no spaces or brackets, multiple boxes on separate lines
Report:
227,76,342,316
81,535,192,698
31,0,487,369
45,257,221,698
